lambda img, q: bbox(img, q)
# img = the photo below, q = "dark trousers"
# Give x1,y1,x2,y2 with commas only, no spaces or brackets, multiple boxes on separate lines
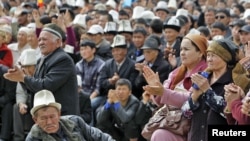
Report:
0,103,13,140
13,104,34,141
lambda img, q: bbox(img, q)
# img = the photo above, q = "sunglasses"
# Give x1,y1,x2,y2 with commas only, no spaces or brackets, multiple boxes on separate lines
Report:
216,15,225,19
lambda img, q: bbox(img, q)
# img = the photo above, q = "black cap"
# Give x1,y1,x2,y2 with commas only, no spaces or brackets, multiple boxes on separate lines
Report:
80,39,96,48
59,6,75,19
40,15,51,25
239,25,250,33
211,22,226,31
19,9,30,15
230,19,246,27
22,2,34,8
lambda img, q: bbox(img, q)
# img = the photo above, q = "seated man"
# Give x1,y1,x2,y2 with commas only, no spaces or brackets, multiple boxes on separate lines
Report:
13,49,37,141
25,89,115,141
77,75,92,124
96,78,140,141
0,65,17,141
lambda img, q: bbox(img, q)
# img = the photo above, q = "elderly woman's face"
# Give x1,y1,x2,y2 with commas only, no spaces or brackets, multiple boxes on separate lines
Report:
206,51,227,71
180,39,203,69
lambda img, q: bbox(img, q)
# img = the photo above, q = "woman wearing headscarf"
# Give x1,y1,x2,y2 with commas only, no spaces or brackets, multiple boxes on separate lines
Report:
142,33,208,141
180,39,239,141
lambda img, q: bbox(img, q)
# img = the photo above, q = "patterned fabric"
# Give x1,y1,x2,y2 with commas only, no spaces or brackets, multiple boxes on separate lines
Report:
182,88,226,119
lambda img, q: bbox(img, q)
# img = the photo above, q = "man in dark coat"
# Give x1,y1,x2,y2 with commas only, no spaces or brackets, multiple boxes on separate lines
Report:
4,23,79,116
0,65,17,141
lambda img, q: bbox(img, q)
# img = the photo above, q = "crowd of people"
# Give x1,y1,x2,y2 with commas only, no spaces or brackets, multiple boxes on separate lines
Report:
0,0,249,140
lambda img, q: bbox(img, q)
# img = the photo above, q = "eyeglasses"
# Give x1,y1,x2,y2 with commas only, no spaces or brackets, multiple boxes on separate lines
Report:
215,15,225,19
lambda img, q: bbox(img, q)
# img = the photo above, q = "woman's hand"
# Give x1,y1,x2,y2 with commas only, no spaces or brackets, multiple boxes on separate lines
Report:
143,66,160,86
191,72,210,93
143,81,164,96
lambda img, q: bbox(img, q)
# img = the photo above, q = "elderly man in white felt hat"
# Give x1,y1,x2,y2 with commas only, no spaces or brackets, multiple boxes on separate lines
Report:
13,48,37,141
26,89,115,141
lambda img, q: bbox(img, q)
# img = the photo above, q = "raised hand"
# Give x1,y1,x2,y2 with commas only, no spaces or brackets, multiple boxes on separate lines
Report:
142,66,160,86
57,14,66,32
32,9,43,28
63,9,72,27
3,66,25,82
244,41,250,57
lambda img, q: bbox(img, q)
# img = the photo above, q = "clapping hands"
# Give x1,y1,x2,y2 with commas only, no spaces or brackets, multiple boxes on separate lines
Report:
142,66,164,96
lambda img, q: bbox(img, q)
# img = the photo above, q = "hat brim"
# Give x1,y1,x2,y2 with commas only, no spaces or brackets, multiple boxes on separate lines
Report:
155,8,169,13
239,29,250,33
141,46,160,50
30,103,61,116
111,45,127,48
163,25,180,32
87,31,101,34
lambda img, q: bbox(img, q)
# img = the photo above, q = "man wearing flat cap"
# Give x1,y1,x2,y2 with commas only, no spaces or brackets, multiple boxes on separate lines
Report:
26,89,115,141
4,23,80,116
134,35,172,99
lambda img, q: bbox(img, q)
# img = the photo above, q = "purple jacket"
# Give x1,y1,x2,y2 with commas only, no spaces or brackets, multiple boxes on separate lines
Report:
226,94,250,125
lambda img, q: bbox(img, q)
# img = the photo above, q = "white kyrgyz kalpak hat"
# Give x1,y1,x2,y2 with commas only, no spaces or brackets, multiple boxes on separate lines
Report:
140,10,159,21
154,1,168,13
118,20,133,33
106,0,117,9
109,10,119,23
19,48,37,66
111,34,126,48
132,6,144,19
104,21,117,33
30,90,61,116
176,8,189,17
73,14,87,28
242,9,250,20
94,3,107,11
167,0,177,10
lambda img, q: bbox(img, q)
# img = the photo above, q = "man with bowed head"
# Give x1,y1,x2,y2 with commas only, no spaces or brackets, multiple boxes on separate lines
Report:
4,23,79,116
25,89,115,141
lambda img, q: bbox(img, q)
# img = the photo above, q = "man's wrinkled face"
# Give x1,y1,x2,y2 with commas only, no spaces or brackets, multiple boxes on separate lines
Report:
38,31,61,56
33,107,61,134
112,47,127,63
